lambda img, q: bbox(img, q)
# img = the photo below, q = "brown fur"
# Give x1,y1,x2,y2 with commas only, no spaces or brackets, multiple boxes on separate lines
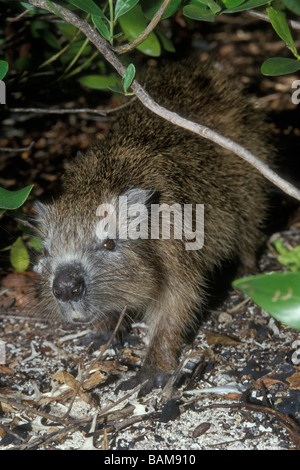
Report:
35,60,274,393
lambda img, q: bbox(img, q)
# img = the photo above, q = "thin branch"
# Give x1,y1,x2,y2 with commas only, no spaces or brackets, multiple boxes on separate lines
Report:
1,381,147,450
112,0,173,54
0,141,35,153
246,9,300,32
22,0,300,201
8,8,30,24
0,394,67,424
130,87,300,202
9,99,136,117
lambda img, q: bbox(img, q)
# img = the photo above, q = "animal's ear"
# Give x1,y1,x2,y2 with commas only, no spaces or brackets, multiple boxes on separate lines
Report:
122,188,159,207
116,188,159,240
33,201,51,223
75,151,84,160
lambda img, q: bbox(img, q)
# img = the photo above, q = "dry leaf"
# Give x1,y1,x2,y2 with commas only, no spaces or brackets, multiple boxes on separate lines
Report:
89,360,127,376
52,369,97,407
0,401,16,413
223,392,243,400
192,422,211,438
286,372,300,390
1,273,31,289
205,331,240,346
52,369,77,388
259,377,287,388
37,389,74,405
83,371,106,390
0,365,14,375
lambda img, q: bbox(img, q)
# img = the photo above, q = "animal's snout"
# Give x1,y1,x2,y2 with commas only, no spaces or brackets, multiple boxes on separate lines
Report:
52,264,86,302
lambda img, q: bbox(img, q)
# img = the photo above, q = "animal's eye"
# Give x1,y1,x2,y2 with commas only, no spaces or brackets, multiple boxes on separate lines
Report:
103,239,115,251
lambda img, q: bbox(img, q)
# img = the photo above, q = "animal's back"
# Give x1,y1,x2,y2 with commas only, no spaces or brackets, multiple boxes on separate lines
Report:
65,60,272,270
36,59,274,394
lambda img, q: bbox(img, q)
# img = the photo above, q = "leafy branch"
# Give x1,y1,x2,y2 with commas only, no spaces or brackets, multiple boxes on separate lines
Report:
112,0,173,54
261,4,300,76
13,0,300,202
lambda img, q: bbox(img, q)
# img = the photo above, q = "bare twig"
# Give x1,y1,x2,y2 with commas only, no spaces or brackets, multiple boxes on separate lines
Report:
7,8,30,24
246,9,300,32
14,217,42,235
112,0,172,54
0,379,147,449
0,423,27,443
21,0,300,201
0,394,67,424
0,141,35,153
9,98,136,117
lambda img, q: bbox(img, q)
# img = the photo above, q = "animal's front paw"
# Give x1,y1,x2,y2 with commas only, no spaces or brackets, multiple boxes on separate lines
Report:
117,366,172,396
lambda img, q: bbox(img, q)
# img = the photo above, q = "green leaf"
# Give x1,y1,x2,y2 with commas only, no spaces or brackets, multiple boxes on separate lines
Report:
10,237,30,272
141,0,181,20
13,57,32,72
57,23,78,41
92,15,110,41
20,2,48,13
30,19,49,38
30,20,61,48
198,0,221,14
45,0,64,20
0,60,8,80
233,272,300,330
118,5,161,56
183,4,215,22
108,86,124,94
261,57,300,76
66,0,105,17
267,7,297,57
59,40,92,64
77,74,122,89
122,63,136,93
156,29,176,52
115,0,139,20
222,0,244,6
282,0,300,15
223,0,269,13
273,239,300,272
0,185,33,213
29,235,43,252
43,30,61,49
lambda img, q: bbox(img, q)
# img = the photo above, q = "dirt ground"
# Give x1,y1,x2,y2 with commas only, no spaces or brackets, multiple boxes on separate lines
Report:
0,12,300,451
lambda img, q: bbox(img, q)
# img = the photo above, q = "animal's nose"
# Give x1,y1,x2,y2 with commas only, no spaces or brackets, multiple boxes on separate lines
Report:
52,265,86,302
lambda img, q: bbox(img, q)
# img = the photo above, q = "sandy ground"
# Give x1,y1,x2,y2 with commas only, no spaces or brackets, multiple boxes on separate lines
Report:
1,230,300,450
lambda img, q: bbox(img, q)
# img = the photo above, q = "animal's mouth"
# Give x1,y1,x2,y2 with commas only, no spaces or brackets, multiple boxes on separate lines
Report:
58,302,93,325
69,307,86,322
70,314,92,324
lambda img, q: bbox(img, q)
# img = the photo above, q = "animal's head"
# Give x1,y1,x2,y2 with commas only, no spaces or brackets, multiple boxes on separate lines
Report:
34,188,161,326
